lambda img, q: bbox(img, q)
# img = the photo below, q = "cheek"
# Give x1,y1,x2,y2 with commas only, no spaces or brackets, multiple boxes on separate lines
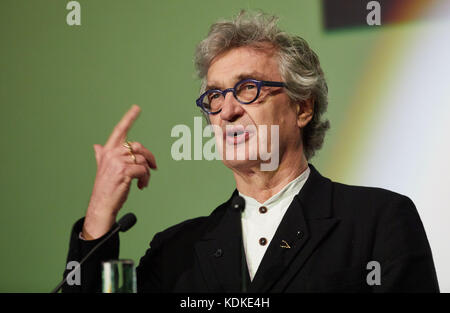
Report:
262,106,291,128
270,106,299,145
209,116,221,128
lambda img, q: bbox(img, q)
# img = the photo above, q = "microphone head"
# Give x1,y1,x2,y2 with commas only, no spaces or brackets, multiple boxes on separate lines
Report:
117,213,137,232
231,195,246,212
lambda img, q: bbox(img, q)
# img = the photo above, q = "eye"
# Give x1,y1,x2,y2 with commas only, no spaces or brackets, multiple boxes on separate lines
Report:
238,81,257,90
208,93,221,101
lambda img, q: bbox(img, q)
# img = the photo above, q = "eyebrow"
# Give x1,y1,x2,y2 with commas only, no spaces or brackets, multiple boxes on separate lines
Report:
206,71,269,90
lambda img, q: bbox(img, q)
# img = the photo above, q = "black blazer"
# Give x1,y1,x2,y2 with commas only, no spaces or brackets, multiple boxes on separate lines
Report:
62,164,439,292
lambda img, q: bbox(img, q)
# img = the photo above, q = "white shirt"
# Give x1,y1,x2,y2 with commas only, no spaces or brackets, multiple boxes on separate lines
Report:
239,166,310,281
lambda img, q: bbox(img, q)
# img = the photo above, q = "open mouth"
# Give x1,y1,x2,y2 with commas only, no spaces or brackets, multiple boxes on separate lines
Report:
224,126,253,145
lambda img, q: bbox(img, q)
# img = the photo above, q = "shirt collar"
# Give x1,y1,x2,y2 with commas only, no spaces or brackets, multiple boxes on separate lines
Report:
238,166,311,209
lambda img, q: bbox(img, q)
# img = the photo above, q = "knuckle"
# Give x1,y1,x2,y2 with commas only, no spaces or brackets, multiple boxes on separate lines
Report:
138,155,146,165
136,164,146,176
138,165,147,175
134,142,144,152
122,176,132,185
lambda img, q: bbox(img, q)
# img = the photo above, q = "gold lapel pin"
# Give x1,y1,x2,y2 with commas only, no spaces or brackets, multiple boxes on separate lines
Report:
280,240,291,249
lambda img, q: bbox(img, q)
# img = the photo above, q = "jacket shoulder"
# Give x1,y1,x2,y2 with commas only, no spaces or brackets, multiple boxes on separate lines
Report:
332,181,412,205
331,180,430,255
330,181,418,218
329,180,426,239
149,195,231,247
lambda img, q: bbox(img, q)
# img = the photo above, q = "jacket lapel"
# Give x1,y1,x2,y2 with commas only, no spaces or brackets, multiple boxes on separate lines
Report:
194,191,245,292
194,164,339,292
248,164,340,292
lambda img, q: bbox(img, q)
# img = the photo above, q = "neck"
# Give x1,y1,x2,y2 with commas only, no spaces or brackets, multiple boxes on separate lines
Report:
233,150,309,204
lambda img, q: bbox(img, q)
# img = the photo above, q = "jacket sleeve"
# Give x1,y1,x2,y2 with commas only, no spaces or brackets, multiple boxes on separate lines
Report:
61,217,119,293
371,195,439,292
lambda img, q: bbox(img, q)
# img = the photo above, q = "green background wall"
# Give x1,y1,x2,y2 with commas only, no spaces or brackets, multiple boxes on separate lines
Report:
0,0,392,292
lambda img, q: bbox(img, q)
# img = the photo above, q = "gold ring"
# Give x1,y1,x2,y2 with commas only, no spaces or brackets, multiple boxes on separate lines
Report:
123,140,137,164
130,152,137,164
122,141,132,151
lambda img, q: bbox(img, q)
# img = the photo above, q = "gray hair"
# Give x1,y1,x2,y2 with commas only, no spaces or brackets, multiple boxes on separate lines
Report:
194,10,330,160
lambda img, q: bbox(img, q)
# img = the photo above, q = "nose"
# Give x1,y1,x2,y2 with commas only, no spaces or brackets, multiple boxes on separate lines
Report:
219,91,245,122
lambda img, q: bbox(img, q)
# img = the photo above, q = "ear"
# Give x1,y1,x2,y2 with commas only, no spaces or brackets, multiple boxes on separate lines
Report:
296,98,314,128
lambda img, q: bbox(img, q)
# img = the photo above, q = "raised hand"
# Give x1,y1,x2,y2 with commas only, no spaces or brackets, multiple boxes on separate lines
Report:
82,105,157,240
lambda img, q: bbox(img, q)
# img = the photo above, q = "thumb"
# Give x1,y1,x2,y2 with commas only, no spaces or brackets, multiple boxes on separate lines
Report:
93,144,103,164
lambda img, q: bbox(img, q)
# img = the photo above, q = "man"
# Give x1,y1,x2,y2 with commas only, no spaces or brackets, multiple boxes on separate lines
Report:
62,11,439,292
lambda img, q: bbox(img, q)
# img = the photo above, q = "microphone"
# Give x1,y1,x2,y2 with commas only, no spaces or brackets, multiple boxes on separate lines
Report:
51,213,137,293
117,212,137,232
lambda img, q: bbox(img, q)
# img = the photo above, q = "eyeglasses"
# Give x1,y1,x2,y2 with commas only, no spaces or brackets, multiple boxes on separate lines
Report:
196,78,286,115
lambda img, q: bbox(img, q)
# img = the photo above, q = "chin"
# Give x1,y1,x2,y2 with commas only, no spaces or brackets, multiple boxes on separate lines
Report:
220,141,259,169
221,158,261,171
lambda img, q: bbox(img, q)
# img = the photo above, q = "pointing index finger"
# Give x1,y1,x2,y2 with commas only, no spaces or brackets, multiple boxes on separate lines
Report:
106,105,141,148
